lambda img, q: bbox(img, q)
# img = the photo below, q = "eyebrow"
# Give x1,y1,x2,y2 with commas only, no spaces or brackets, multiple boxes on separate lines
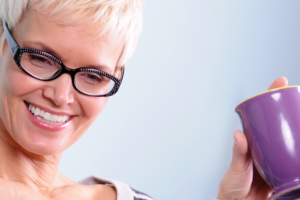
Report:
20,41,115,74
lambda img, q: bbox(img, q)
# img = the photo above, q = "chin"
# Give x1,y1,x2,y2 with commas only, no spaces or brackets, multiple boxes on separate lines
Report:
13,128,74,156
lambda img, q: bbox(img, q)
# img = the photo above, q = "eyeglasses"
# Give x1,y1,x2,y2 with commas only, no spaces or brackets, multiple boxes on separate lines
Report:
2,21,124,97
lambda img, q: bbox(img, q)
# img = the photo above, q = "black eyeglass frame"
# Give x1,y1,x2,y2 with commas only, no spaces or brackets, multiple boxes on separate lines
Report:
2,21,124,97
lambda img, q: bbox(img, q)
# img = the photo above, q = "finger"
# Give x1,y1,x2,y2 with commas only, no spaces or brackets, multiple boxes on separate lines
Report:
230,130,251,173
233,130,248,155
268,77,288,90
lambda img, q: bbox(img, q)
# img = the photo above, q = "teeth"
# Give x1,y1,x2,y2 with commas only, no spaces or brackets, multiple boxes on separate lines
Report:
50,114,58,122
31,106,35,113
61,116,67,122
34,107,40,116
36,116,63,125
40,109,45,117
44,112,51,121
27,103,70,124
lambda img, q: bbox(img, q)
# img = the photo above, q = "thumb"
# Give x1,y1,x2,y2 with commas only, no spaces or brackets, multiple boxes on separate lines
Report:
230,130,252,173
268,77,288,90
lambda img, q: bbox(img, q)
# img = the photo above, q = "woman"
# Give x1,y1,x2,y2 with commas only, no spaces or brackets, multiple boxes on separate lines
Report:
0,1,289,200
0,0,153,199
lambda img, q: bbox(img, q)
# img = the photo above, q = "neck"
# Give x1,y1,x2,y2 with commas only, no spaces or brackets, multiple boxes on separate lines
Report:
0,128,64,195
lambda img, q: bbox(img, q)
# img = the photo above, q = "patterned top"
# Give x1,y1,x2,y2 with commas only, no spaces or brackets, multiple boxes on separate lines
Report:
79,176,154,200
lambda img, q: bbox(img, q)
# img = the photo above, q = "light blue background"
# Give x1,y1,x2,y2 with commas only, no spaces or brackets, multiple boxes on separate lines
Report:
59,1,300,199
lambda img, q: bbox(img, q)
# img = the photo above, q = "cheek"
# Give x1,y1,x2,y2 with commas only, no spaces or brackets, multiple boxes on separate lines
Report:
0,49,35,100
0,51,17,118
81,96,109,120
0,51,22,138
0,65,38,110
0,56,17,123
0,49,40,130
69,96,108,144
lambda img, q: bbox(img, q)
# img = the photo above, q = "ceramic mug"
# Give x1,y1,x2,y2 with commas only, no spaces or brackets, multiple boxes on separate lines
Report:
236,86,300,200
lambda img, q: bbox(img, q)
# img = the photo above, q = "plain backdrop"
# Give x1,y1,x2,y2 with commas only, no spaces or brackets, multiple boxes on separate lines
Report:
59,1,300,199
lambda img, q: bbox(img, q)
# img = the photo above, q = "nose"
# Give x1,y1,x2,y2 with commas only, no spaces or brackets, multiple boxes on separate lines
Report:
43,74,75,106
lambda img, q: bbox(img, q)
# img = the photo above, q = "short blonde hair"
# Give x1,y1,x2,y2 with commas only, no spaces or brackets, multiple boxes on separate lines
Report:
0,0,143,67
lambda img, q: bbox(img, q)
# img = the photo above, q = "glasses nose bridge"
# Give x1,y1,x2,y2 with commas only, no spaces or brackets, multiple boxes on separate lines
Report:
59,64,76,79
52,65,77,95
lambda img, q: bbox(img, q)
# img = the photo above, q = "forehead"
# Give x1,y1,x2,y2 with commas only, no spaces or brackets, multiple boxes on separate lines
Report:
12,9,125,73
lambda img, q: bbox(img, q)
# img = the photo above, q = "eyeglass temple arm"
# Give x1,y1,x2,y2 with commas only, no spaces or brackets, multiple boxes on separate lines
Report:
2,21,20,60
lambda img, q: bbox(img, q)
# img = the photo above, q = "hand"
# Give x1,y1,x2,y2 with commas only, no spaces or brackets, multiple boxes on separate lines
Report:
217,77,288,200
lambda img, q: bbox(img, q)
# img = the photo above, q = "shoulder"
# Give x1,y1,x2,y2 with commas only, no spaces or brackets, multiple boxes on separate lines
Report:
130,187,153,200
79,176,154,200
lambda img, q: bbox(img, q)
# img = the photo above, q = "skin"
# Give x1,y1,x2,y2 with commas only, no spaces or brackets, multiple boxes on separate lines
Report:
0,8,124,200
217,77,289,200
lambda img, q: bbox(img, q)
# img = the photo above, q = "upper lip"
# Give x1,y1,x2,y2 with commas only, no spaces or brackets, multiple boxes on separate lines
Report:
25,101,74,116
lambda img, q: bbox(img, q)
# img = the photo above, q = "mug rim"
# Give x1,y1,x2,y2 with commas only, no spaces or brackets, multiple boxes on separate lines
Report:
236,85,300,109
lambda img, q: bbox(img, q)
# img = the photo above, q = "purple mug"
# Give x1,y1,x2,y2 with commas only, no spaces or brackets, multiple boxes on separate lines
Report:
236,86,300,200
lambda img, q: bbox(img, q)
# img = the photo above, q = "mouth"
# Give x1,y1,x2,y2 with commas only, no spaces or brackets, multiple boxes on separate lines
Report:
25,102,71,125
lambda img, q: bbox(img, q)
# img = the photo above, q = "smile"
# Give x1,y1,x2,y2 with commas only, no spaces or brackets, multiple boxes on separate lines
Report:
27,103,70,125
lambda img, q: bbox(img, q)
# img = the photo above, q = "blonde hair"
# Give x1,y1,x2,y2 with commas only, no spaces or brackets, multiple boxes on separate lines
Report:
0,0,143,67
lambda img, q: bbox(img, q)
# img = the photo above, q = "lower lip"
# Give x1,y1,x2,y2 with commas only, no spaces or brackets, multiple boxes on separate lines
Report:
26,103,72,131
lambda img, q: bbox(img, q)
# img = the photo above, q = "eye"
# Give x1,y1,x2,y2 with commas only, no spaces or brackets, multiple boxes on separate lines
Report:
20,52,62,79
28,54,54,67
86,74,102,82
79,72,105,85
30,55,47,62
